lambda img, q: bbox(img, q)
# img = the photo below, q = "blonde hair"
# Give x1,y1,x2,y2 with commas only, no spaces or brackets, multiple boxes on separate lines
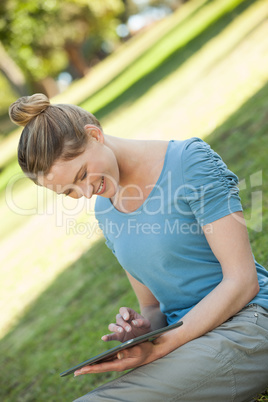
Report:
9,93,102,184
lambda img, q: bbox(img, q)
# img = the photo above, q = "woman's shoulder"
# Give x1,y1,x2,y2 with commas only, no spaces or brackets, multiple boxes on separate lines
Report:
168,136,204,152
165,137,205,164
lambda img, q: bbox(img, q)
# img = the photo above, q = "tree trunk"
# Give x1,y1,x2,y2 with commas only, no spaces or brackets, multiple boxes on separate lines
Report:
0,42,28,96
65,42,89,78
33,76,59,99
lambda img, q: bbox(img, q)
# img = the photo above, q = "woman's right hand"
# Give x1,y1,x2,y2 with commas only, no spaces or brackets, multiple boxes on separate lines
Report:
101,307,152,343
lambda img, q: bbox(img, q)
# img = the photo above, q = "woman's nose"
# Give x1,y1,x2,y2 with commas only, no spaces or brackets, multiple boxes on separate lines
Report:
81,183,93,199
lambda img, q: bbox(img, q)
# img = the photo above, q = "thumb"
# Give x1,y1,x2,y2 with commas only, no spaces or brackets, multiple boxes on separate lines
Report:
117,351,124,360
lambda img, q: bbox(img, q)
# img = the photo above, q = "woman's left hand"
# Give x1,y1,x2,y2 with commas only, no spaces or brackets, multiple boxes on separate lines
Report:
74,340,159,376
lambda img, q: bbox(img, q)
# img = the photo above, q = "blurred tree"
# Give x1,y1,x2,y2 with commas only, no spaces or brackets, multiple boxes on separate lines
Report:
0,0,124,96
0,42,28,96
123,0,139,16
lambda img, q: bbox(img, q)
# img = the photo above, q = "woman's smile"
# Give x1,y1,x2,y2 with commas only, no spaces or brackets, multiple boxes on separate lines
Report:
96,176,105,195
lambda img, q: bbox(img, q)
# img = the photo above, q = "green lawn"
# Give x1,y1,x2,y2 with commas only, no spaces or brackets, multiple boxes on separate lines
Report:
0,0,268,400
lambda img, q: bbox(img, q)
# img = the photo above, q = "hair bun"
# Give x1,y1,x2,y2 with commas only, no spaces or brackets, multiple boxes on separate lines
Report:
9,93,50,127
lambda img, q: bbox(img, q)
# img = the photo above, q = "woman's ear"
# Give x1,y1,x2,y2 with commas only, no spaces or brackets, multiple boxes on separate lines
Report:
84,124,104,143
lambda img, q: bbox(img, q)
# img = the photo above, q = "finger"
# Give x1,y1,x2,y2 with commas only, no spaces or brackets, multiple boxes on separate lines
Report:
117,345,142,360
101,333,119,342
119,307,130,321
108,322,125,334
115,315,132,333
131,318,149,328
74,359,127,375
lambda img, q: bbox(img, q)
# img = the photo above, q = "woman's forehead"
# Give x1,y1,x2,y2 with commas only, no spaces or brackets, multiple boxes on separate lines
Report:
38,158,79,188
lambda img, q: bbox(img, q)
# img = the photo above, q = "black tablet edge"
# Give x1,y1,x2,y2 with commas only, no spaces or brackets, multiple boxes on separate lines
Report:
60,320,183,377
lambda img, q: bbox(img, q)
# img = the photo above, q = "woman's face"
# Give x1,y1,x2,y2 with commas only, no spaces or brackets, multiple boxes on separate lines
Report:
40,127,119,199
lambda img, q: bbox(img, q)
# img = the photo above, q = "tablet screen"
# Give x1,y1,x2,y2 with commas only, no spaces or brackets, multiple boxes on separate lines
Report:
60,320,183,377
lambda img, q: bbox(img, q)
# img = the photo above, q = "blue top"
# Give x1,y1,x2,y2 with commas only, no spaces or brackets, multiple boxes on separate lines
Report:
95,138,268,324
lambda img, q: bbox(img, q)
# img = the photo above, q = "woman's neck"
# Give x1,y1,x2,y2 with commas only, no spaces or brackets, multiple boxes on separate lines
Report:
104,135,150,187
104,135,169,212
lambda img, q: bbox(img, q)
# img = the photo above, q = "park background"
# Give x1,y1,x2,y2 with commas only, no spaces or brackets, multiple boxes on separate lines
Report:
0,0,268,400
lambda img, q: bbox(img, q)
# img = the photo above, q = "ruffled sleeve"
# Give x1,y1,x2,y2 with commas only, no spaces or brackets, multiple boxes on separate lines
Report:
181,138,242,226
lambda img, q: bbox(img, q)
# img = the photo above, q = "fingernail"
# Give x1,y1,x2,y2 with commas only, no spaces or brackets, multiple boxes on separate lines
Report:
118,352,123,360
132,320,138,326
118,327,123,333
123,313,128,320
126,326,131,332
74,371,80,377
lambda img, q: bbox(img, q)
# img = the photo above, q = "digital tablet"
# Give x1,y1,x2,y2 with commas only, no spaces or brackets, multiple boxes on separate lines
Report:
60,320,183,377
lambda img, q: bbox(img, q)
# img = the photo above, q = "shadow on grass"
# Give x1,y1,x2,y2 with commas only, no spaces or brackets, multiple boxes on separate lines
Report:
1,83,268,402
205,82,268,264
78,0,212,103
205,84,268,401
205,82,268,181
88,0,255,121
0,238,137,401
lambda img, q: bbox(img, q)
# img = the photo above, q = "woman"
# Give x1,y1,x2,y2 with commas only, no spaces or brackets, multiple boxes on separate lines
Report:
10,94,268,401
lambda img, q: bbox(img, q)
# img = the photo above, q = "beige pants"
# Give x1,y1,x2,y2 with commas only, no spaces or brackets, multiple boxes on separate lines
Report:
73,304,268,402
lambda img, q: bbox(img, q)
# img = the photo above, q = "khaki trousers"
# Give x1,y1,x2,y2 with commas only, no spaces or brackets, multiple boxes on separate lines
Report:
73,304,268,402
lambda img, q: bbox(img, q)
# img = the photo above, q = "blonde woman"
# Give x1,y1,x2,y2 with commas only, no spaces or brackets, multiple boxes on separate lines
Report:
10,94,268,402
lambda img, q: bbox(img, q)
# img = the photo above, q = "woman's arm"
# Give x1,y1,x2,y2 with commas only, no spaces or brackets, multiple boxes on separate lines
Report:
75,212,259,375
126,272,167,330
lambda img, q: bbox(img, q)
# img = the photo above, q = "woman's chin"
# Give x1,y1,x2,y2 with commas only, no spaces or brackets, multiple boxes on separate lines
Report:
103,185,119,200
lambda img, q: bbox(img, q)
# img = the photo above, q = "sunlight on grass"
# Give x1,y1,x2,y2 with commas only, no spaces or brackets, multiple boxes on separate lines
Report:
1,1,268,400
0,187,99,337
81,0,247,115
52,0,208,107
0,0,267,346
102,1,268,140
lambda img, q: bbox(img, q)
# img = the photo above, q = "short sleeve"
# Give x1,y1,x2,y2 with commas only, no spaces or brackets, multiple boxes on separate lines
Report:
182,138,242,226
103,233,115,254
94,197,115,253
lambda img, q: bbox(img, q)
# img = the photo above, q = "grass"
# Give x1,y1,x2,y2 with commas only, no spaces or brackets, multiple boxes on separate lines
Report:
0,0,268,400
80,0,249,116
207,83,268,256
1,240,139,401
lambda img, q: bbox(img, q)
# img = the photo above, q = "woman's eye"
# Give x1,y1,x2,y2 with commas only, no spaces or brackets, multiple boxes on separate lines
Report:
81,171,87,181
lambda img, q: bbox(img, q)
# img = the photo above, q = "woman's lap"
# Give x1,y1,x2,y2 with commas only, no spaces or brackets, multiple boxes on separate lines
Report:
73,304,268,402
